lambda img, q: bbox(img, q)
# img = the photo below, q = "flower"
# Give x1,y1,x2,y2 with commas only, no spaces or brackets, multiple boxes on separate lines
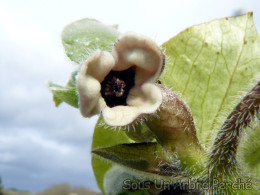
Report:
76,32,165,126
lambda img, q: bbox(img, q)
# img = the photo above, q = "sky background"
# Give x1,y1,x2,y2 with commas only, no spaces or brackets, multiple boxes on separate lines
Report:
0,0,259,193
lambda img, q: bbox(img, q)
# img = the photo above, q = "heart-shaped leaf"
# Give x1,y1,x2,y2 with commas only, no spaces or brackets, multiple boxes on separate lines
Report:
161,13,260,144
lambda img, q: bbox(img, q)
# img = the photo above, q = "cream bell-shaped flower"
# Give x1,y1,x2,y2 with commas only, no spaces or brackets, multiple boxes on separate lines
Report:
76,32,165,126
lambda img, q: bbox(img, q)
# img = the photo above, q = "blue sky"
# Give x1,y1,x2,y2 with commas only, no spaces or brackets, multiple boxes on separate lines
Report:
0,0,259,193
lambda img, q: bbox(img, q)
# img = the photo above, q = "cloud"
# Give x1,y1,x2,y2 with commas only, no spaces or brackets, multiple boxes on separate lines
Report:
0,112,99,192
0,1,100,192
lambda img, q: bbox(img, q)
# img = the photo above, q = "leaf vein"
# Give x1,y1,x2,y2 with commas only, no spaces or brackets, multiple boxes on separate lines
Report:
209,15,250,133
182,37,206,95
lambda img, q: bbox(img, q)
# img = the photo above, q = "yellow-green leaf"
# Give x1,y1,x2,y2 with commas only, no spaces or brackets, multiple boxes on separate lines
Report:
161,13,260,144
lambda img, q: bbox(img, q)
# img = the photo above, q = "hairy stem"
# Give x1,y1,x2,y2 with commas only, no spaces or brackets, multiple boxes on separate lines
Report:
209,81,260,180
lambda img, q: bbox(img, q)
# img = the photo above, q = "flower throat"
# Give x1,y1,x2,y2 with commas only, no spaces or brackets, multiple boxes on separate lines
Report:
100,67,135,107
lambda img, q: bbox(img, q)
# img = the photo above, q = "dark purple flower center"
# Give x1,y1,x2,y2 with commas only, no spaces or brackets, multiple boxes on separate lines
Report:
101,67,135,107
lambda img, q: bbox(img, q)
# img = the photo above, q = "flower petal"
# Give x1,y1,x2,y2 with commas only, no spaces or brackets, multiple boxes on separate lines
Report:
77,50,114,117
102,106,141,126
102,83,162,126
112,32,164,84
77,75,103,117
84,50,115,82
127,83,162,114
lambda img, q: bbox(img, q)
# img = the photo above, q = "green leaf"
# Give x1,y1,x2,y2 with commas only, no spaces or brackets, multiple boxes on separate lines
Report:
50,19,119,108
241,122,260,178
52,94,63,107
103,165,150,195
161,13,260,144
62,18,120,64
66,70,78,87
92,142,183,176
48,82,78,108
124,122,155,142
91,117,132,194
